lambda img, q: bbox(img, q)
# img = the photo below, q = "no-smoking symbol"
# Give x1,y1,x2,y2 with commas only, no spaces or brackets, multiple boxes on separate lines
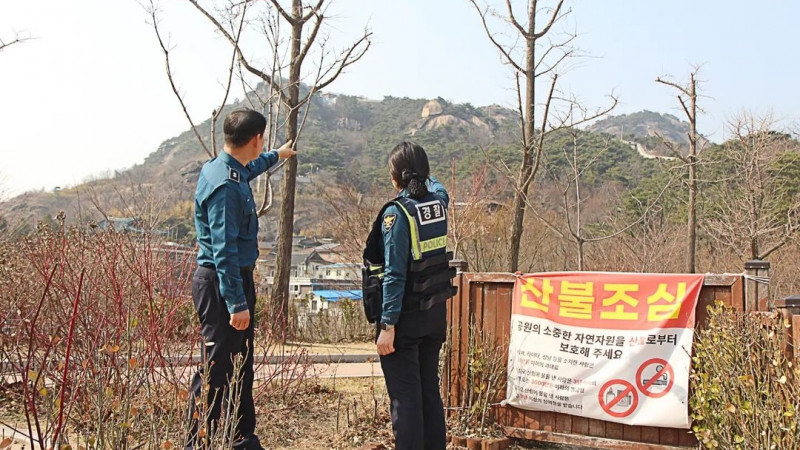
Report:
636,358,674,398
598,379,639,418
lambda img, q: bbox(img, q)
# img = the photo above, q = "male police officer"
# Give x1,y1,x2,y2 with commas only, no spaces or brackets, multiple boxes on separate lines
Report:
186,109,295,450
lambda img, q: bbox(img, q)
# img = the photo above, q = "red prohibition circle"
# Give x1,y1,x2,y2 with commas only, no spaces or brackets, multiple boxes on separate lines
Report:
598,379,639,418
636,358,674,398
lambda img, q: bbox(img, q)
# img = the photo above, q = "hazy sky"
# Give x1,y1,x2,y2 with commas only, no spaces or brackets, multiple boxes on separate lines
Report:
1,0,798,195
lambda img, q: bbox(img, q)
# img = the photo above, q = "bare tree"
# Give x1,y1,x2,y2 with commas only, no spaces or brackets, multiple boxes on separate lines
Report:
448,161,507,259
318,182,385,262
656,69,703,272
147,1,246,159
468,0,583,272
542,97,623,270
539,126,680,271
150,0,371,336
604,170,687,273
703,113,800,261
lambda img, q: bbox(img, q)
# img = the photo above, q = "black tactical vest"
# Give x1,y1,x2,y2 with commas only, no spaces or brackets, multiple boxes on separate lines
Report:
361,193,458,323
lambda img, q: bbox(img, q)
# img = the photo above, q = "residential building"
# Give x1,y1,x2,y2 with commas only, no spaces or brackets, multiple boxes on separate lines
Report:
304,289,362,314
255,236,361,308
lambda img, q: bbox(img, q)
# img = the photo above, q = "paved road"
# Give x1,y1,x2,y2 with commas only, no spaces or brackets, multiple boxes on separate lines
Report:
308,361,383,378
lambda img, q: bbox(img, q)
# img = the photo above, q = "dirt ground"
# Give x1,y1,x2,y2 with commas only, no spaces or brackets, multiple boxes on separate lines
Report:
257,376,395,449
254,377,581,450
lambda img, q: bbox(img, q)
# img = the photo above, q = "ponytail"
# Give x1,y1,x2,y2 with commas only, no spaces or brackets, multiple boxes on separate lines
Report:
389,142,430,199
403,171,428,198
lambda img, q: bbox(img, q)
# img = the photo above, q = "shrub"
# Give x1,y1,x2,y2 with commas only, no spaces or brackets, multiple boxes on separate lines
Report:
690,303,800,449
0,222,312,449
290,299,374,343
445,323,507,438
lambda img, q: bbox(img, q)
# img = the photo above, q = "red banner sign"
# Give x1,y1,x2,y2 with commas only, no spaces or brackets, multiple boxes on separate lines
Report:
512,272,703,330
506,272,705,428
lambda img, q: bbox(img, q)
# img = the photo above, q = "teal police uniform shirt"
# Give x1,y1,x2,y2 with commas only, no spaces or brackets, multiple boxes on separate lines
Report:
380,176,450,325
194,150,279,314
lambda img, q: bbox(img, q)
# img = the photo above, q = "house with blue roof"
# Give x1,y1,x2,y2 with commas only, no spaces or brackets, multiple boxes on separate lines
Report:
308,289,362,314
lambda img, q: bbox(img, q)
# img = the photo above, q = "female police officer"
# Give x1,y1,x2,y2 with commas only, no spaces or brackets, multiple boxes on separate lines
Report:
363,141,456,450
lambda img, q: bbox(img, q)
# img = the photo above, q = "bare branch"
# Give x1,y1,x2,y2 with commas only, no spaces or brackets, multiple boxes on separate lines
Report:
309,30,372,94
256,170,276,216
468,0,526,74
212,1,249,156
296,56,323,140
238,63,266,109
583,176,679,243
267,0,296,25
520,73,558,189
534,45,575,78
0,32,32,53
187,0,289,105
514,72,527,146
479,143,517,181
559,172,578,240
675,96,689,119
655,76,690,97
760,239,789,260
533,0,567,39
526,200,568,239
652,131,689,163
504,0,528,37
301,0,326,23
296,9,325,70
148,1,212,159
555,94,619,130
86,184,111,223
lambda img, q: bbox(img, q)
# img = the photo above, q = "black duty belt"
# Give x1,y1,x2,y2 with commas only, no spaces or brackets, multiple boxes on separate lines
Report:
198,264,254,273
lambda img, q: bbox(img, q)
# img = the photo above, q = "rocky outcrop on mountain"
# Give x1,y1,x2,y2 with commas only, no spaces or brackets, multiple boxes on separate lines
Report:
421,99,444,118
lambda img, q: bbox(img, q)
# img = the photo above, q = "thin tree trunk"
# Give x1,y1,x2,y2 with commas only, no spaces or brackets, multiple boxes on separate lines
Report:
749,189,759,259
686,74,697,273
686,167,696,273
507,183,527,272
574,135,584,271
271,0,302,340
656,71,701,273
506,0,537,273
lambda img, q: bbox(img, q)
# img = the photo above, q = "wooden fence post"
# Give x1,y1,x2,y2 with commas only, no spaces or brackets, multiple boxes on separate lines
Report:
451,259,469,273
445,259,468,411
744,260,770,312
773,295,800,360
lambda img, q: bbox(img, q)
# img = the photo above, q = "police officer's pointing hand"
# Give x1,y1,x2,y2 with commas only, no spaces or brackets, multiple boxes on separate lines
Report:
276,139,296,159
230,309,251,331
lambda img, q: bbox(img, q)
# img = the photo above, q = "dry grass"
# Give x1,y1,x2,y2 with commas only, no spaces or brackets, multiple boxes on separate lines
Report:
0,376,393,450
255,377,392,449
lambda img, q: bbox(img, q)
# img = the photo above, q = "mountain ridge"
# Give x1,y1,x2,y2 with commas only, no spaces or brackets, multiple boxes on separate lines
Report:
0,90,694,239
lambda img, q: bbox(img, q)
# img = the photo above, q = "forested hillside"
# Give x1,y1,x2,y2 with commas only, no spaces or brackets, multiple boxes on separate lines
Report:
5,90,800,300
1,90,669,238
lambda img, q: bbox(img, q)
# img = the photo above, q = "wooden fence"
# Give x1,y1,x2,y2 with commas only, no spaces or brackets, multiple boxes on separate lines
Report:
441,263,799,449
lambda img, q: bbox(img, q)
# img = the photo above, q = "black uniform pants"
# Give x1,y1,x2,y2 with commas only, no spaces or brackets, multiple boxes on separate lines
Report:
185,266,262,450
379,302,447,450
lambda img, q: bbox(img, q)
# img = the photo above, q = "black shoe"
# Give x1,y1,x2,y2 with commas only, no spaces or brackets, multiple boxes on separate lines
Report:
233,434,264,450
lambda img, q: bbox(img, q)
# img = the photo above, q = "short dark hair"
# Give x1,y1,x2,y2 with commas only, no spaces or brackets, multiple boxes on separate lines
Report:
388,141,430,199
223,109,267,148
